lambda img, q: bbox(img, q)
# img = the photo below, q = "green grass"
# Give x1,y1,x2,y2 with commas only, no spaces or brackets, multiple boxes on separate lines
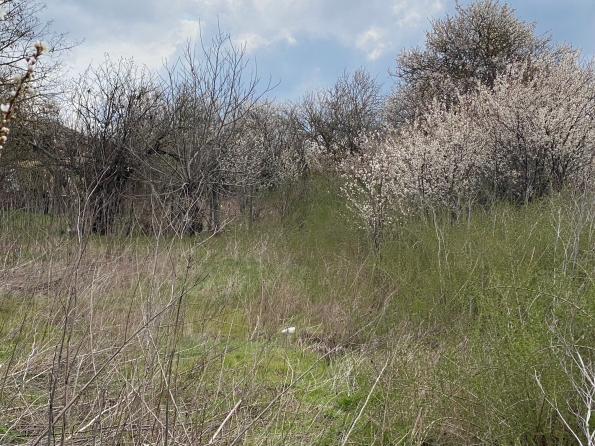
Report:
0,179,594,444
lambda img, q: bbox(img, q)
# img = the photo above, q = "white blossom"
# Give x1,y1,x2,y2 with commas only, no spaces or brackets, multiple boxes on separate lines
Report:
33,40,50,55
342,50,595,243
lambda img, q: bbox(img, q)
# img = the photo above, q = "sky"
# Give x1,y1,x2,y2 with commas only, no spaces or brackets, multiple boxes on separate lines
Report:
39,0,595,101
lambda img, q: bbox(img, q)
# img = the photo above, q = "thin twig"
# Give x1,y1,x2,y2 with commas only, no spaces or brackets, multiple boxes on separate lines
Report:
208,399,242,445
31,291,190,446
340,355,390,446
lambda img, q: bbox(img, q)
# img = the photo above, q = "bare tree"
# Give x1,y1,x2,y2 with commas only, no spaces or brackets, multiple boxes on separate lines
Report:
300,67,384,165
32,57,165,235
149,31,272,235
237,101,311,220
0,0,75,87
0,0,77,212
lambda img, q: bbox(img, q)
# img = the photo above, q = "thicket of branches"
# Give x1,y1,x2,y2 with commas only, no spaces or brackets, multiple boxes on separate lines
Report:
2,0,595,442
2,0,595,243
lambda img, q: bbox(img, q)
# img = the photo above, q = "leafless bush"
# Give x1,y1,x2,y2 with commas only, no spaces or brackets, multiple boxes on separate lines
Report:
28,57,164,237
148,31,273,236
536,332,595,446
299,67,384,165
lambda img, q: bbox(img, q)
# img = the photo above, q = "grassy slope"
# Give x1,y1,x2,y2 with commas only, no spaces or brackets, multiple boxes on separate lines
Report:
0,177,594,444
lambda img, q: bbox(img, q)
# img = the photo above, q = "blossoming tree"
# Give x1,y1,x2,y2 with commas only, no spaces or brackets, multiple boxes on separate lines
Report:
343,49,595,243
387,0,550,126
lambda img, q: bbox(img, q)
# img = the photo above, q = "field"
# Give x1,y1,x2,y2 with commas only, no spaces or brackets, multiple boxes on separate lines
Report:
1,177,594,445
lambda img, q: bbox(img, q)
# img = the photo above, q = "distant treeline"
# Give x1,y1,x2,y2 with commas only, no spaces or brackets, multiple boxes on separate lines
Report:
2,0,595,241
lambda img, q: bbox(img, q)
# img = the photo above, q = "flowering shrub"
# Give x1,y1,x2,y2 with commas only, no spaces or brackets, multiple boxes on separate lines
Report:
389,0,549,126
0,1,50,153
343,50,595,243
342,94,487,242
476,51,595,202
341,134,401,248
396,97,487,214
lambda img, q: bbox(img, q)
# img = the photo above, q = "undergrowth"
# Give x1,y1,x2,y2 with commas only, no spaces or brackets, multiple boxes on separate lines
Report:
0,178,594,444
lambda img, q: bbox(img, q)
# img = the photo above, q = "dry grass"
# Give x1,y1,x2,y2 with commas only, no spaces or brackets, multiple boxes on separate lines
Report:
1,186,594,445
0,225,362,445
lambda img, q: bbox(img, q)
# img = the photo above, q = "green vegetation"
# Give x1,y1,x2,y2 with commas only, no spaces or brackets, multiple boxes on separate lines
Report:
1,1,594,442
1,177,594,444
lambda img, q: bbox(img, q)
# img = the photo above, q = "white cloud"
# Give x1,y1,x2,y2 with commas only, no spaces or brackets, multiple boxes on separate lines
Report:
235,32,272,51
391,0,443,28
44,0,202,74
42,0,446,92
203,0,446,57
33,0,595,100
356,27,389,60
45,0,446,64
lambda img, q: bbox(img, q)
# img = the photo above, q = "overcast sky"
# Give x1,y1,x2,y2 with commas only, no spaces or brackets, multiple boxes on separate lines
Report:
40,0,595,101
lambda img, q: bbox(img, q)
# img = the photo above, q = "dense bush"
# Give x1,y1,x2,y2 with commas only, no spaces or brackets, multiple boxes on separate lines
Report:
344,50,595,239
